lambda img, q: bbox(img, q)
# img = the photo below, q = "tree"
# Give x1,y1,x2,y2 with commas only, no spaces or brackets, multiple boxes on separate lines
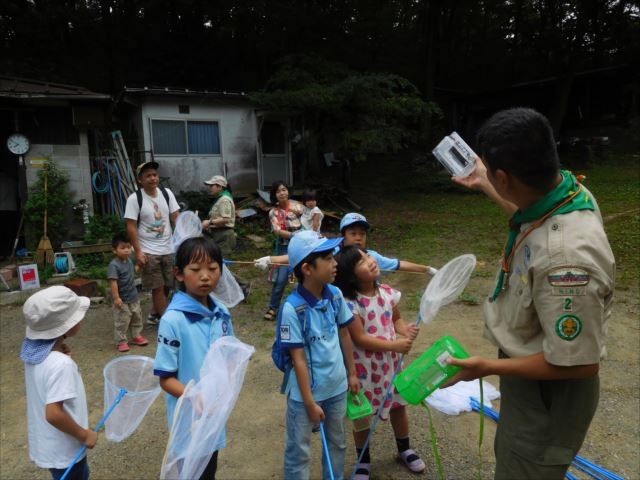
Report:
250,55,440,172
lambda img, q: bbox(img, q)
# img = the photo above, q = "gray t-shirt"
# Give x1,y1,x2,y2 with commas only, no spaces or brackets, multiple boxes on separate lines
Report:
107,258,138,303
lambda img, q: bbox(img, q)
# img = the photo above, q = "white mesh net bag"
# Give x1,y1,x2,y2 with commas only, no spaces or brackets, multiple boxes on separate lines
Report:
172,211,204,252
419,254,476,324
160,336,255,479
211,264,244,308
103,355,161,442
172,210,244,308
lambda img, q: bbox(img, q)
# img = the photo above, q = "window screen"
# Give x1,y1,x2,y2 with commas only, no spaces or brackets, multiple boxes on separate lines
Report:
152,120,186,155
187,121,220,154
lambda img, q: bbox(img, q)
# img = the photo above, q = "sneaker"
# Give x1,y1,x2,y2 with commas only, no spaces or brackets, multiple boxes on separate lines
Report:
131,336,149,346
117,342,130,352
146,313,160,326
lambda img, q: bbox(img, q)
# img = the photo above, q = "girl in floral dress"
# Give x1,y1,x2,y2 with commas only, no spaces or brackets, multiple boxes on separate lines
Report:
334,245,426,480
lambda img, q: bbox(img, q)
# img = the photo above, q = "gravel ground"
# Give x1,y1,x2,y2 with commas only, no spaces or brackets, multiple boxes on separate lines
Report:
1,269,638,480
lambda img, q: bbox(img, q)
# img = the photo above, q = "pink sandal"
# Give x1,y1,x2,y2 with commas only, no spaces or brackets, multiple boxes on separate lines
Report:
353,462,370,480
398,449,425,473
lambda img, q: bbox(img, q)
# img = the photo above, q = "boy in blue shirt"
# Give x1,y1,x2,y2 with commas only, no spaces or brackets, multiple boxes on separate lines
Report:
338,213,429,273
255,213,430,274
280,231,359,480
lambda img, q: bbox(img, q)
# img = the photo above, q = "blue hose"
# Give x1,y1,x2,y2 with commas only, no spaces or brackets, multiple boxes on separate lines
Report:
54,255,69,274
92,158,132,215
91,171,110,194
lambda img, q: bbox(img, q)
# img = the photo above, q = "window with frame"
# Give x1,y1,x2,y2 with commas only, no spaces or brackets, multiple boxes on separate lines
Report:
152,120,220,155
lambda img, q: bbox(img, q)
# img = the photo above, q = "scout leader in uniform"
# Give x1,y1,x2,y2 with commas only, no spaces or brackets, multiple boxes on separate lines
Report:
446,107,615,480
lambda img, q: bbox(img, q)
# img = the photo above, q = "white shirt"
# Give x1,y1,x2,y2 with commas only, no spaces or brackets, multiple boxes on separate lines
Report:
25,351,88,469
300,206,324,232
124,188,180,255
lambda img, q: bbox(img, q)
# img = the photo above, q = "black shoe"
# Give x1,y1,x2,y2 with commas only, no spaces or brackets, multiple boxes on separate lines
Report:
146,313,160,326
241,281,252,302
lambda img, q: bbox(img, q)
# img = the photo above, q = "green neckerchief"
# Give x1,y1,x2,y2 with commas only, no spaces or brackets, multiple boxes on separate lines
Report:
211,189,233,206
491,170,594,301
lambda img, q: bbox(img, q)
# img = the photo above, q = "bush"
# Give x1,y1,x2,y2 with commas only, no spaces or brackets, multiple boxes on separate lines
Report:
73,253,110,280
178,190,211,218
24,162,72,249
84,215,126,244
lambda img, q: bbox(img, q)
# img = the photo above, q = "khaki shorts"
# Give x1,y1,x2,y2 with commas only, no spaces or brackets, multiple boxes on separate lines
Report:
113,299,143,344
141,253,175,290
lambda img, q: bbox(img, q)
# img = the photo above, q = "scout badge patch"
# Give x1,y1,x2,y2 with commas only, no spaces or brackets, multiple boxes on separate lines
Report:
548,267,590,296
555,314,583,341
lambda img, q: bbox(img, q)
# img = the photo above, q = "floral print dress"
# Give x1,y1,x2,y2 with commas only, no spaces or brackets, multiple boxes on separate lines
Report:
347,284,408,420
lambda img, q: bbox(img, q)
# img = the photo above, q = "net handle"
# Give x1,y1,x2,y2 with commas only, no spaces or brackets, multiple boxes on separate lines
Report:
60,389,127,480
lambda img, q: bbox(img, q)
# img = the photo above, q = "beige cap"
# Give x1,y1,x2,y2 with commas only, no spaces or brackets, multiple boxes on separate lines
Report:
23,286,90,340
136,161,159,177
204,175,228,187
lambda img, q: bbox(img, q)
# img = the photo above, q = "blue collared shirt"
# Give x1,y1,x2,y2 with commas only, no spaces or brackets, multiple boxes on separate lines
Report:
153,291,234,450
280,284,354,402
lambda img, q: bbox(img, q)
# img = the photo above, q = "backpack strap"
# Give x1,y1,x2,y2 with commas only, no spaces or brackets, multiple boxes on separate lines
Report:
159,185,170,206
280,291,313,395
326,284,344,326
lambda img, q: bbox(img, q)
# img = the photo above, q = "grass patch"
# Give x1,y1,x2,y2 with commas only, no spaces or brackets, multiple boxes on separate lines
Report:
350,153,639,292
458,292,481,306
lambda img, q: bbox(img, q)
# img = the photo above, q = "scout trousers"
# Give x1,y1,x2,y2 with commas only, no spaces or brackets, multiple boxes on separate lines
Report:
494,350,599,480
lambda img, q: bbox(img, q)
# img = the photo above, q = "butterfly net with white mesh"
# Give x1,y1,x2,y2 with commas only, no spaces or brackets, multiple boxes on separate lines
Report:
171,211,244,308
419,254,477,324
160,336,255,479
103,356,161,442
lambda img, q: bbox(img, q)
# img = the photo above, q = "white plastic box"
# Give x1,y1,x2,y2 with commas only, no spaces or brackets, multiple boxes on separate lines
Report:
432,132,477,177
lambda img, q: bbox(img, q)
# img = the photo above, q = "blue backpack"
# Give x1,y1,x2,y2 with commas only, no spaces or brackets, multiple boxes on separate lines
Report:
271,285,342,394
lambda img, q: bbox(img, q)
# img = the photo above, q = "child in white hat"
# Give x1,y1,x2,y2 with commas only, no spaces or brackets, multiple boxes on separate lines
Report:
20,286,97,480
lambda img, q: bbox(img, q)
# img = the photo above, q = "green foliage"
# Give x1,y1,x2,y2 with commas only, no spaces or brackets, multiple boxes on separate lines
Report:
73,253,110,280
459,292,481,306
40,264,56,282
84,215,126,244
250,55,441,162
24,162,72,249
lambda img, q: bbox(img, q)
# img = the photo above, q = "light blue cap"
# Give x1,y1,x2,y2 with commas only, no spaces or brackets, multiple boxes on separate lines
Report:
339,212,370,233
288,231,343,271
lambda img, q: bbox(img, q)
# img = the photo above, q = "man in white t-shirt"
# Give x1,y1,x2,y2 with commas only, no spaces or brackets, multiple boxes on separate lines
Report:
124,162,180,323
21,286,97,480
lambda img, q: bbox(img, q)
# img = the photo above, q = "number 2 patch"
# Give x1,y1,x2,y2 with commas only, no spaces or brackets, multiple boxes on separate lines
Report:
563,298,573,312
556,314,582,341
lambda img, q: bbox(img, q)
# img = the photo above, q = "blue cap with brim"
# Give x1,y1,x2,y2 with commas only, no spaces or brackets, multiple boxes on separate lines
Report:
20,338,57,365
339,212,370,233
288,231,343,272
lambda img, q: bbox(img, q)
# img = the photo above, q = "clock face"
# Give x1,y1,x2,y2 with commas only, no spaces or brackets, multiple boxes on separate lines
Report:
7,133,30,155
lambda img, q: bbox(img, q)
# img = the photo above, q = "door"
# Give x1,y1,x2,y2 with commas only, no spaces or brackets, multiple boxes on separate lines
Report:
259,120,290,188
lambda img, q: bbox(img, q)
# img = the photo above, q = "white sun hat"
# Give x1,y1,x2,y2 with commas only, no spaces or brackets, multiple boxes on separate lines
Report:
23,286,90,340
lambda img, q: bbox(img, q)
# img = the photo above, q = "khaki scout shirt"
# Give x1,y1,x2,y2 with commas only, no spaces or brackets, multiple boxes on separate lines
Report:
484,191,615,366
208,195,235,229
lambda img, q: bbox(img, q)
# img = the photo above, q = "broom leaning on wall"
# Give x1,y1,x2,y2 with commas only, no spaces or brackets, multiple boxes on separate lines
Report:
35,163,54,267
